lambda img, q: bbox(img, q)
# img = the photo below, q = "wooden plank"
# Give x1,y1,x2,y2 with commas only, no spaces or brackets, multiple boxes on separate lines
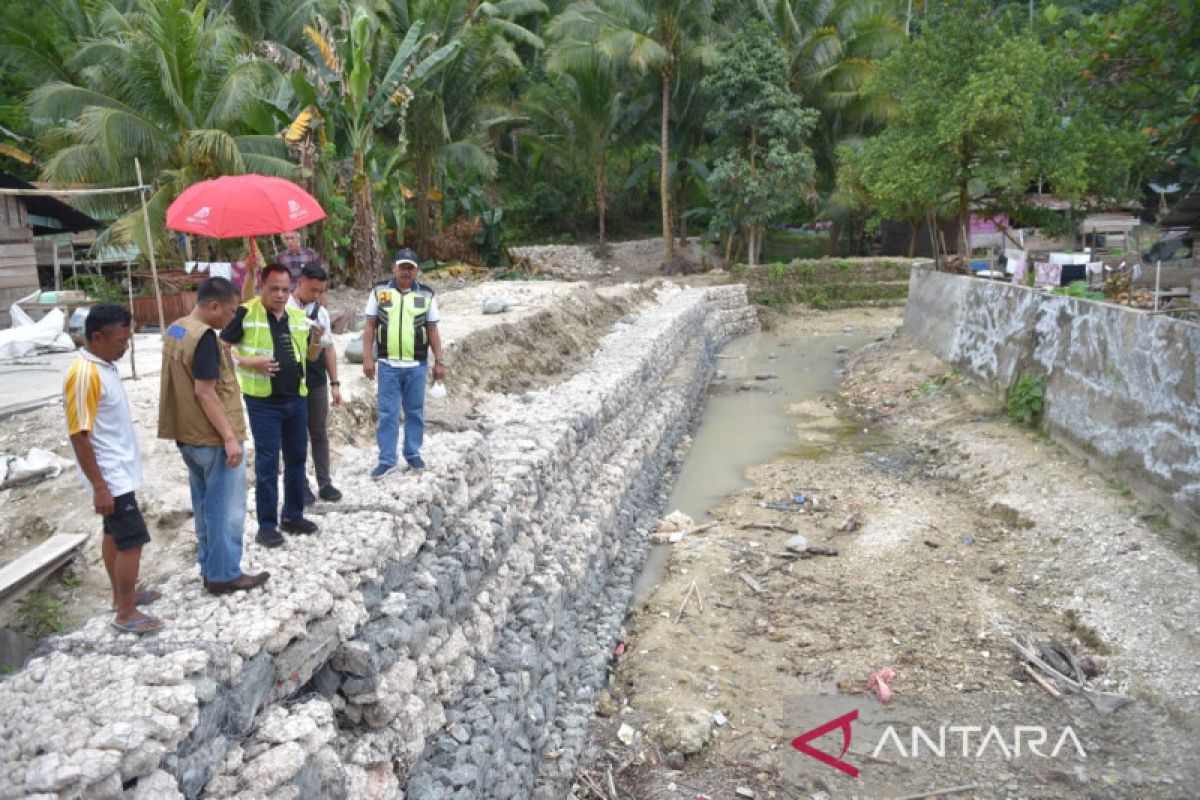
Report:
0,243,35,257
0,275,38,290
0,534,88,605
0,227,33,244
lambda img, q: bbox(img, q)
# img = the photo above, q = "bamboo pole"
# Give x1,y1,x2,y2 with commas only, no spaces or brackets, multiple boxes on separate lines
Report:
133,158,166,334
125,258,138,380
52,242,61,292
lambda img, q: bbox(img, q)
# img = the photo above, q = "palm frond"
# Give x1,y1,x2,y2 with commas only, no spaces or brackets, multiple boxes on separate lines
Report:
204,58,281,129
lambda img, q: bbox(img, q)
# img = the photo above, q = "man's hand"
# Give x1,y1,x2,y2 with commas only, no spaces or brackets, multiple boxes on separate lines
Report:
244,356,279,375
93,484,115,516
223,437,244,468
363,356,376,380
331,385,343,406
309,322,325,342
432,363,446,381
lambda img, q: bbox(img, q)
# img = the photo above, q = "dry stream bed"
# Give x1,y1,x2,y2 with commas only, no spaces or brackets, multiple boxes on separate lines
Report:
578,308,1200,800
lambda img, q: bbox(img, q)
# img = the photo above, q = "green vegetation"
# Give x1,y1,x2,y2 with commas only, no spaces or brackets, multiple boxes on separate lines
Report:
0,1,1191,280
750,257,910,309
909,369,962,400
17,590,66,639
1052,281,1105,301
1006,374,1045,426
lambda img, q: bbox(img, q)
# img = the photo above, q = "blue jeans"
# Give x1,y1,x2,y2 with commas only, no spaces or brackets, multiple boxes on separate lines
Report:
377,362,427,466
178,444,247,583
245,395,308,530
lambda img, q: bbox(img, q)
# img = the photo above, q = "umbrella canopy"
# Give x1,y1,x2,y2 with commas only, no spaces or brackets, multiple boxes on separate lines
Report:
165,174,326,238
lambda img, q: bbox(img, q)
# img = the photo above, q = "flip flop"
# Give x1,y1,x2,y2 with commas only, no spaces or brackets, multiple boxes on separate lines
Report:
110,614,164,636
110,588,162,611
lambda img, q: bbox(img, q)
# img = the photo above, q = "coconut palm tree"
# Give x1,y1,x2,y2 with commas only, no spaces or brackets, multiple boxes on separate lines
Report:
27,0,291,257
396,0,547,250
522,57,653,246
215,0,319,52
548,0,720,259
265,4,462,283
756,0,904,186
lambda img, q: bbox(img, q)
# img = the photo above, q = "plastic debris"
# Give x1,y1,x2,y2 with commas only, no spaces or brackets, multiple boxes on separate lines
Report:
869,667,896,705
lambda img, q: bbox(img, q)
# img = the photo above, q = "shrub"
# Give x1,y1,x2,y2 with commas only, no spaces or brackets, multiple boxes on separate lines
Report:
1006,374,1044,426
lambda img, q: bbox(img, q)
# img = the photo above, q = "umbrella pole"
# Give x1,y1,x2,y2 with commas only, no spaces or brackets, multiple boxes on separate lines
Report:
134,158,167,334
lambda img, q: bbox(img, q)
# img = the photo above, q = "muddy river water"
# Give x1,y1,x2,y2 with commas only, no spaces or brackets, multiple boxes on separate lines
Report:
633,327,882,604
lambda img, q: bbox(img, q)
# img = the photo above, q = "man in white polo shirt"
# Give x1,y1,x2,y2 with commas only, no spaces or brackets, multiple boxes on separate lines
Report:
64,304,162,635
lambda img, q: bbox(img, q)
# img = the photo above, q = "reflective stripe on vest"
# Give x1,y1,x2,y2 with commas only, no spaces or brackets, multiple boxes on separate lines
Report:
375,287,431,362
233,299,309,397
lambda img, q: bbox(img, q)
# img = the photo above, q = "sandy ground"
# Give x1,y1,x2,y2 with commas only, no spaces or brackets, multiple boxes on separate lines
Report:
0,277,653,639
576,309,1200,800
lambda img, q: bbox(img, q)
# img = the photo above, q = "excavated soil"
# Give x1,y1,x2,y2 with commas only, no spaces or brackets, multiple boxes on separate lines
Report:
576,309,1200,800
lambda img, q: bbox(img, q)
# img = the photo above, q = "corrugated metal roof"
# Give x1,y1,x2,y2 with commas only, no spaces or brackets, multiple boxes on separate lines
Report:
1159,190,1200,230
0,173,103,233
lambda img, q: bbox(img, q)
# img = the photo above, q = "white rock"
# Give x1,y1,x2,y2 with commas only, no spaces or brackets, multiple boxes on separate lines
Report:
128,768,180,798
785,535,809,553
240,741,307,792
482,296,509,314
257,713,319,746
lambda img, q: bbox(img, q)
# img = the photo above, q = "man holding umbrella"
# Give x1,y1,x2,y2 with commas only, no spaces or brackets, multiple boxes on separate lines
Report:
165,174,330,548
221,263,324,547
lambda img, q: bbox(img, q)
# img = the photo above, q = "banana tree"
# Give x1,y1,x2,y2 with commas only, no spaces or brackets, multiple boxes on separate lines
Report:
267,6,460,284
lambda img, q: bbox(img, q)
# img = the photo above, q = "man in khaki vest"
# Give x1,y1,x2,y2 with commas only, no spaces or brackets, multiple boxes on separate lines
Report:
159,277,269,595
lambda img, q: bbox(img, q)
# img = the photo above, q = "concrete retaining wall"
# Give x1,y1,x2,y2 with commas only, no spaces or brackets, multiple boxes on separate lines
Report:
0,285,757,799
904,268,1200,529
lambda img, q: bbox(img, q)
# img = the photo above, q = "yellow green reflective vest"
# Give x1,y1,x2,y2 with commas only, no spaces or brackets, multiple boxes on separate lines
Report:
372,282,435,363
233,298,309,397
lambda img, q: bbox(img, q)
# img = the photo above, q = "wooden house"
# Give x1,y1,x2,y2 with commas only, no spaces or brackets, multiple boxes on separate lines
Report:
0,173,102,327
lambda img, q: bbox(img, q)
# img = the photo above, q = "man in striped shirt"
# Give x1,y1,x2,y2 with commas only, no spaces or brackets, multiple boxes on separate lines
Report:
64,304,162,635
271,231,326,286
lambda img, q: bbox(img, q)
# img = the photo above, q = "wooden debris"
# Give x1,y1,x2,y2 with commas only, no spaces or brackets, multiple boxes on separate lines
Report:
739,573,765,595
893,784,979,800
739,522,794,534
674,580,703,622
1024,664,1061,697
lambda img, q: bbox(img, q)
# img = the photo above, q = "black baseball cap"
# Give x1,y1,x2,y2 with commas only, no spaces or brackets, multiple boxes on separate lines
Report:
393,248,420,268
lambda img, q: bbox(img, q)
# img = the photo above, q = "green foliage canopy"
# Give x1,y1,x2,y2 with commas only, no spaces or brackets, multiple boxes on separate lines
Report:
702,22,818,264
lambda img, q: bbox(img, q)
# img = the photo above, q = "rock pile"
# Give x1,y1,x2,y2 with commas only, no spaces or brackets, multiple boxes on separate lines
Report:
0,285,757,799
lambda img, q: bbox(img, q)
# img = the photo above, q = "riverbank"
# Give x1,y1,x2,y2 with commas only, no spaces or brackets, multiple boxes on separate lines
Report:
576,307,1200,799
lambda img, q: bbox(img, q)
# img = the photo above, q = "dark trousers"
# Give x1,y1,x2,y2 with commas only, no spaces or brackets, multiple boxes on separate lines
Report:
307,383,331,489
245,395,307,530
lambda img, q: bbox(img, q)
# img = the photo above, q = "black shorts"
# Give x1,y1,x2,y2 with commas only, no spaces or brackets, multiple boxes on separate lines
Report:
102,492,152,551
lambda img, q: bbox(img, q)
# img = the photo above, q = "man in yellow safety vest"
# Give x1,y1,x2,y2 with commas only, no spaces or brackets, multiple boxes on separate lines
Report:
362,248,446,477
221,262,323,548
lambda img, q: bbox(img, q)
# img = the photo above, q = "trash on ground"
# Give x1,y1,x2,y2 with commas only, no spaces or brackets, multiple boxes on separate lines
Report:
0,306,75,360
0,448,73,489
869,667,896,704
1008,634,1132,714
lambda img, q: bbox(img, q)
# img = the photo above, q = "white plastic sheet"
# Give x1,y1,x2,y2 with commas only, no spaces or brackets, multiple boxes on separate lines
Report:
0,306,75,359
0,447,73,487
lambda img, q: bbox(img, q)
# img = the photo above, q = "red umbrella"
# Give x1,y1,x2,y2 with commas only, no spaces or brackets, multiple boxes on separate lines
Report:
165,174,326,238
